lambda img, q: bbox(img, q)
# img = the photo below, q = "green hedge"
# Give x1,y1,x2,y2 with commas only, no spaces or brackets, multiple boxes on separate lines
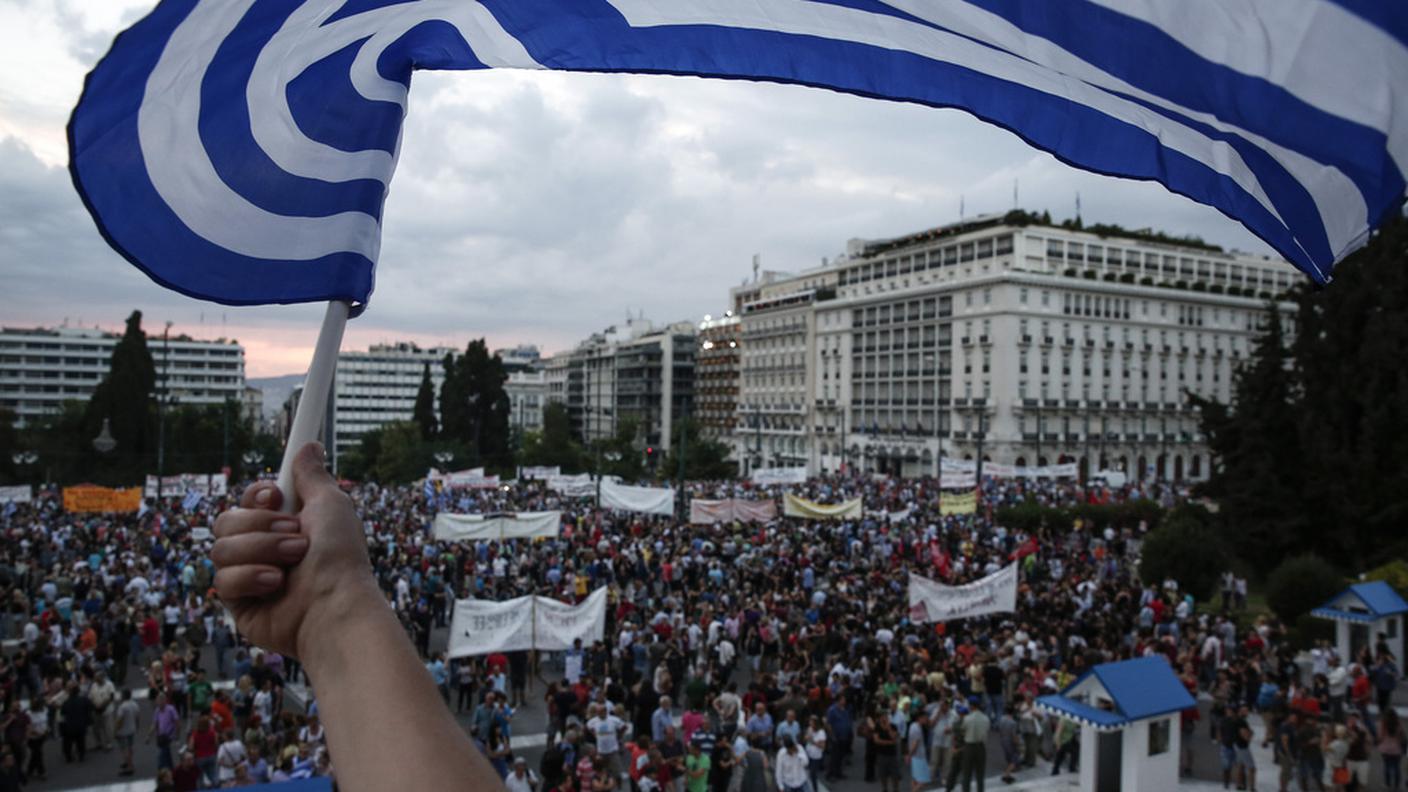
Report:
994,498,1164,536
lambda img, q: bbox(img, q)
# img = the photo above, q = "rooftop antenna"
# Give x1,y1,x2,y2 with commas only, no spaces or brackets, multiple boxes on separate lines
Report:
752,253,760,283
1013,179,1019,210
1076,191,1082,224
959,194,965,221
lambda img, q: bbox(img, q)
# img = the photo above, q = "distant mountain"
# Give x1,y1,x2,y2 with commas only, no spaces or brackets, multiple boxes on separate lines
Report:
248,374,303,419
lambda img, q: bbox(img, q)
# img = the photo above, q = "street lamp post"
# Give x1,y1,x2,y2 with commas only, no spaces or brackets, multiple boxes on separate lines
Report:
242,450,264,477
433,450,454,471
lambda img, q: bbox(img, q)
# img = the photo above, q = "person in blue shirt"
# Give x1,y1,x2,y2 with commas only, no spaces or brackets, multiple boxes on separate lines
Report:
426,653,449,702
825,693,854,782
746,702,775,749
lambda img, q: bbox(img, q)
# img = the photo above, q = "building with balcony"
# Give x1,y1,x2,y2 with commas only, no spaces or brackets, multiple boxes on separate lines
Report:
733,212,1302,481
542,317,696,453
695,313,741,445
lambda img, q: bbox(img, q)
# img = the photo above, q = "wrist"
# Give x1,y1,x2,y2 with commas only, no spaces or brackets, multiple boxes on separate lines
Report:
296,580,388,668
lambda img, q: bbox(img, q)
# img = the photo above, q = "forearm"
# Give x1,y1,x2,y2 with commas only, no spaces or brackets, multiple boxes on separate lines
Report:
300,586,498,791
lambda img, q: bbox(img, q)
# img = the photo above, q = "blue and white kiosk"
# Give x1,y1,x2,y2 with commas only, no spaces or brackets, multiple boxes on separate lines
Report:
1036,656,1195,792
1311,580,1407,668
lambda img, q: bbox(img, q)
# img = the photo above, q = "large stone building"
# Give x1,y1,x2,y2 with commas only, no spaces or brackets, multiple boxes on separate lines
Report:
728,213,1301,481
542,318,696,453
498,345,547,439
0,324,246,428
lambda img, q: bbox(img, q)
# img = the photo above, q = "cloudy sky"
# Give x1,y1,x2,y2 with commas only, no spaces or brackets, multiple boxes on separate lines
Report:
0,1,1276,378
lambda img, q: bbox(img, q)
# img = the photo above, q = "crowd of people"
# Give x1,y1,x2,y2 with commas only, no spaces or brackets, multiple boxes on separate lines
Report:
0,468,1401,792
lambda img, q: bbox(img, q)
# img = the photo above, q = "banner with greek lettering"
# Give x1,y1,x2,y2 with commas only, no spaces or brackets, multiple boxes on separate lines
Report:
0,485,33,504
447,596,535,657
448,589,608,657
433,511,561,541
908,564,1018,623
689,498,778,524
533,587,608,652
520,466,561,480
782,493,862,520
939,491,978,516
751,467,808,486
600,480,675,516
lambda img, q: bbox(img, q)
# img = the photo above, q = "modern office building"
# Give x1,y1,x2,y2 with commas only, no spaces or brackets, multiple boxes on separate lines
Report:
729,212,1303,481
331,342,455,458
0,324,246,427
542,317,696,453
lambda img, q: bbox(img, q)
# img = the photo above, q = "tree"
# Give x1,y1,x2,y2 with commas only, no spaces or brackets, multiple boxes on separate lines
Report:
439,340,512,472
1264,555,1342,625
413,363,438,441
1191,305,1306,573
85,311,157,475
1137,504,1228,602
662,417,735,481
0,408,16,484
373,421,431,484
519,402,583,472
1195,214,1408,573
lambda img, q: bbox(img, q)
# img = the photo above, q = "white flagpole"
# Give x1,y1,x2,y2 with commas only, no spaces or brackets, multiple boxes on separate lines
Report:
276,301,350,513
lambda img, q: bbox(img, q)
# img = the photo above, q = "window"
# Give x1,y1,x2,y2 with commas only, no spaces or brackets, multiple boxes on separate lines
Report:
1149,719,1171,756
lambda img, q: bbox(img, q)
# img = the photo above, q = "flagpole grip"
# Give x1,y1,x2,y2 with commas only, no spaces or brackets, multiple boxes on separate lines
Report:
276,301,350,513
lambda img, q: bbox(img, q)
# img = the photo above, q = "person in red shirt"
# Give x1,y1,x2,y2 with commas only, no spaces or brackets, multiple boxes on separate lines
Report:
209,692,235,735
140,612,161,661
186,715,219,787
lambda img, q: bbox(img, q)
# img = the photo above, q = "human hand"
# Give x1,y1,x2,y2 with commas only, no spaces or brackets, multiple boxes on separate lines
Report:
212,442,380,659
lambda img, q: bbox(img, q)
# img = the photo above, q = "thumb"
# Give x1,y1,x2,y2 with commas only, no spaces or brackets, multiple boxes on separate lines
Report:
292,441,336,504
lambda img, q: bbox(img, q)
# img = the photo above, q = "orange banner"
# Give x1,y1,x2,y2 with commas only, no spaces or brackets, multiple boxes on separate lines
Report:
62,485,143,514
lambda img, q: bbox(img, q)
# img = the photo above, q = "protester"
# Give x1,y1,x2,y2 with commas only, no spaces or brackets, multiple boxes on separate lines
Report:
2,440,1403,792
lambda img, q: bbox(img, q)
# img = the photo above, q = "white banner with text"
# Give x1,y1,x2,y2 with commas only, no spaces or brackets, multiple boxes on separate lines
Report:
908,564,1018,623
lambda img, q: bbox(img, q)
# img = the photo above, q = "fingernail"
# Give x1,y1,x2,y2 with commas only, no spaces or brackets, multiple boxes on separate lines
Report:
278,537,309,560
254,489,272,506
256,571,282,589
310,442,326,462
270,519,300,534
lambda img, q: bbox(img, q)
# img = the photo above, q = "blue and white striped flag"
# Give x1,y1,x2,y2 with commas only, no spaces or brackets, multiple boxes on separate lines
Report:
182,490,204,512
70,0,1407,303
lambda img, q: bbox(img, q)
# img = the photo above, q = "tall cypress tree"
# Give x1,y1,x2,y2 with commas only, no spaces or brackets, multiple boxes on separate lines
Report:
85,311,157,467
413,362,438,441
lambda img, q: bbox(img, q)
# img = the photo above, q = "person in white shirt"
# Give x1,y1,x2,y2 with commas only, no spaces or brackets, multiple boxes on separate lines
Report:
586,704,625,776
504,757,539,792
216,732,248,783
775,737,809,792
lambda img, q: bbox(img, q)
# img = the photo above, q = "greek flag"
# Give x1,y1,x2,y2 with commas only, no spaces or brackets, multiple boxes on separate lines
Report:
70,0,1407,306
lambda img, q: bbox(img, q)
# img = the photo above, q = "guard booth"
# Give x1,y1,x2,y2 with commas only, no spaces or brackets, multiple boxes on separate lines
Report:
1036,656,1195,792
1311,581,1407,669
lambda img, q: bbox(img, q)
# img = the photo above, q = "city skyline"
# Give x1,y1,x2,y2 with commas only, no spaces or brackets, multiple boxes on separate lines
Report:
2,1,1283,379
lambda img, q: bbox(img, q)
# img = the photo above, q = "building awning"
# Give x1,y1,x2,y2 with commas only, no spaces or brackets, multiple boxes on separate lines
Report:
1035,695,1129,732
